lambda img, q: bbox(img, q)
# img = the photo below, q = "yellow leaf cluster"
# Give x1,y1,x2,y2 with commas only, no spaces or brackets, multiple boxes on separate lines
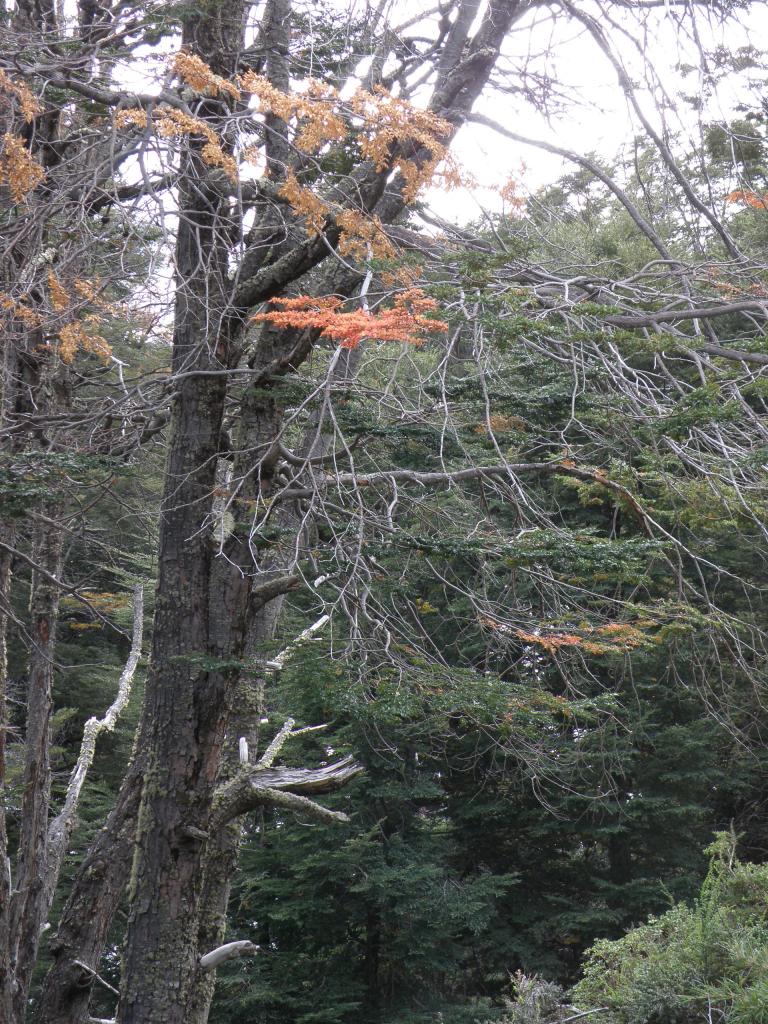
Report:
242,69,453,199
278,175,399,258
117,58,463,248
240,70,295,121
336,209,395,261
0,70,42,123
241,72,347,152
172,51,239,101
350,86,451,169
0,293,43,329
278,171,330,234
1,134,45,203
295,80,348,152
115,106,237,182
45,273,112,364
48,270,70,312
114,108,149,131
58,321,111,364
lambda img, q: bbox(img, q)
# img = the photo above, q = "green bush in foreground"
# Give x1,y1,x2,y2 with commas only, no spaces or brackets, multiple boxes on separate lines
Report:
570,832,768,1024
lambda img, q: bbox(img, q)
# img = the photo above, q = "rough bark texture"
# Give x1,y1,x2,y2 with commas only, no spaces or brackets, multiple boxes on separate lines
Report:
133,4,522,1020
0,524,15,1024
35,753,145,1024
116,9,249,1019
9,520,65,1021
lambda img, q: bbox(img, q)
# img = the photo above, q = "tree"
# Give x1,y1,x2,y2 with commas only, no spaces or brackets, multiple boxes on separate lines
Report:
2,1,531,1020
2,1,768,1022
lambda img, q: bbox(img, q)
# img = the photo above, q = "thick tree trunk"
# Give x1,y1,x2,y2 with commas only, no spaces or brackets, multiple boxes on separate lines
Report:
118,308,239,1019
117,10,247,1016
9,521,65,1021
186,621,282,1024
115,4,523,1019
0,524,16,1024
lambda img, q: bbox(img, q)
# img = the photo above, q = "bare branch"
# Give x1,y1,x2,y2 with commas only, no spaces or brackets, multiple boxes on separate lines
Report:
46,587,144,886
256,717,296,769
212,756,363,826
264,614,331,671
199,940,259,971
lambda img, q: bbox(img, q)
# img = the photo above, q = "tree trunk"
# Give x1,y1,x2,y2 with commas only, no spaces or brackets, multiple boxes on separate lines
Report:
0,523,16,1024
117,10,248,1018
9,519,65,1021
35,754,145,1024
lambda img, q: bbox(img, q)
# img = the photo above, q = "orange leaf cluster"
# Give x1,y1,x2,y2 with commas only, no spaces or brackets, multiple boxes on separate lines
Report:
499,174,528,215
241,69,452,198
155,108,238,181
117,55,464,256
350,85,451,169
481,620,649,657
278,175,399,258
241,72,348,152
48,270,70,312
278,171,330,234
253,289,448,350
45,273,112,364
726,189,768,208
349,86,453,201
114,108,149,131
1,134,45,203
336,209,396,261
0,293,43,329
58,321,111,364
474,414,528,435
380,264,423,289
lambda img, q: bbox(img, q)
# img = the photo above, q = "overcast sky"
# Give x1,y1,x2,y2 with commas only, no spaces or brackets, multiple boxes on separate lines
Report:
424,1,765,223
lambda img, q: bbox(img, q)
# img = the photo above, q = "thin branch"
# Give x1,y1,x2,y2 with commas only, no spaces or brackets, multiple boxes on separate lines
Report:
264,613,331,671
256,718,296,769
278,463,653,535
467,112,674,261
46,588,144,887
73,960,119,997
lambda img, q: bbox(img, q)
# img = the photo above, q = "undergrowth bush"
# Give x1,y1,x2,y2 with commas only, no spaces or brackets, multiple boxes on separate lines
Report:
570,832,768,1024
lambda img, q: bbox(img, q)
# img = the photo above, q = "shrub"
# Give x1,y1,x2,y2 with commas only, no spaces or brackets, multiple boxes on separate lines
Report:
570,832,768,1024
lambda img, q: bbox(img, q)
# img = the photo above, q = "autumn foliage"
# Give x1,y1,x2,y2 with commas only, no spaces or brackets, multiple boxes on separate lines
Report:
725,189,768,208
253,289,448,349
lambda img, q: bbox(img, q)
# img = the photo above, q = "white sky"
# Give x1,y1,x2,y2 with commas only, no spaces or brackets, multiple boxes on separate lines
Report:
425,1,767,223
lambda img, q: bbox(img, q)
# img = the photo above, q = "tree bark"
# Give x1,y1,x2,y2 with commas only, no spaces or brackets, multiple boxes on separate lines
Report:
0,523,16,1024
116,9,249,1019
35,752,145,1024
9,518,65,1021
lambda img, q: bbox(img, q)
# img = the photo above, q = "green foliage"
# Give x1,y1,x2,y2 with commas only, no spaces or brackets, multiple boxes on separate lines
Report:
572,834,768,1024
486,973,569,1024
